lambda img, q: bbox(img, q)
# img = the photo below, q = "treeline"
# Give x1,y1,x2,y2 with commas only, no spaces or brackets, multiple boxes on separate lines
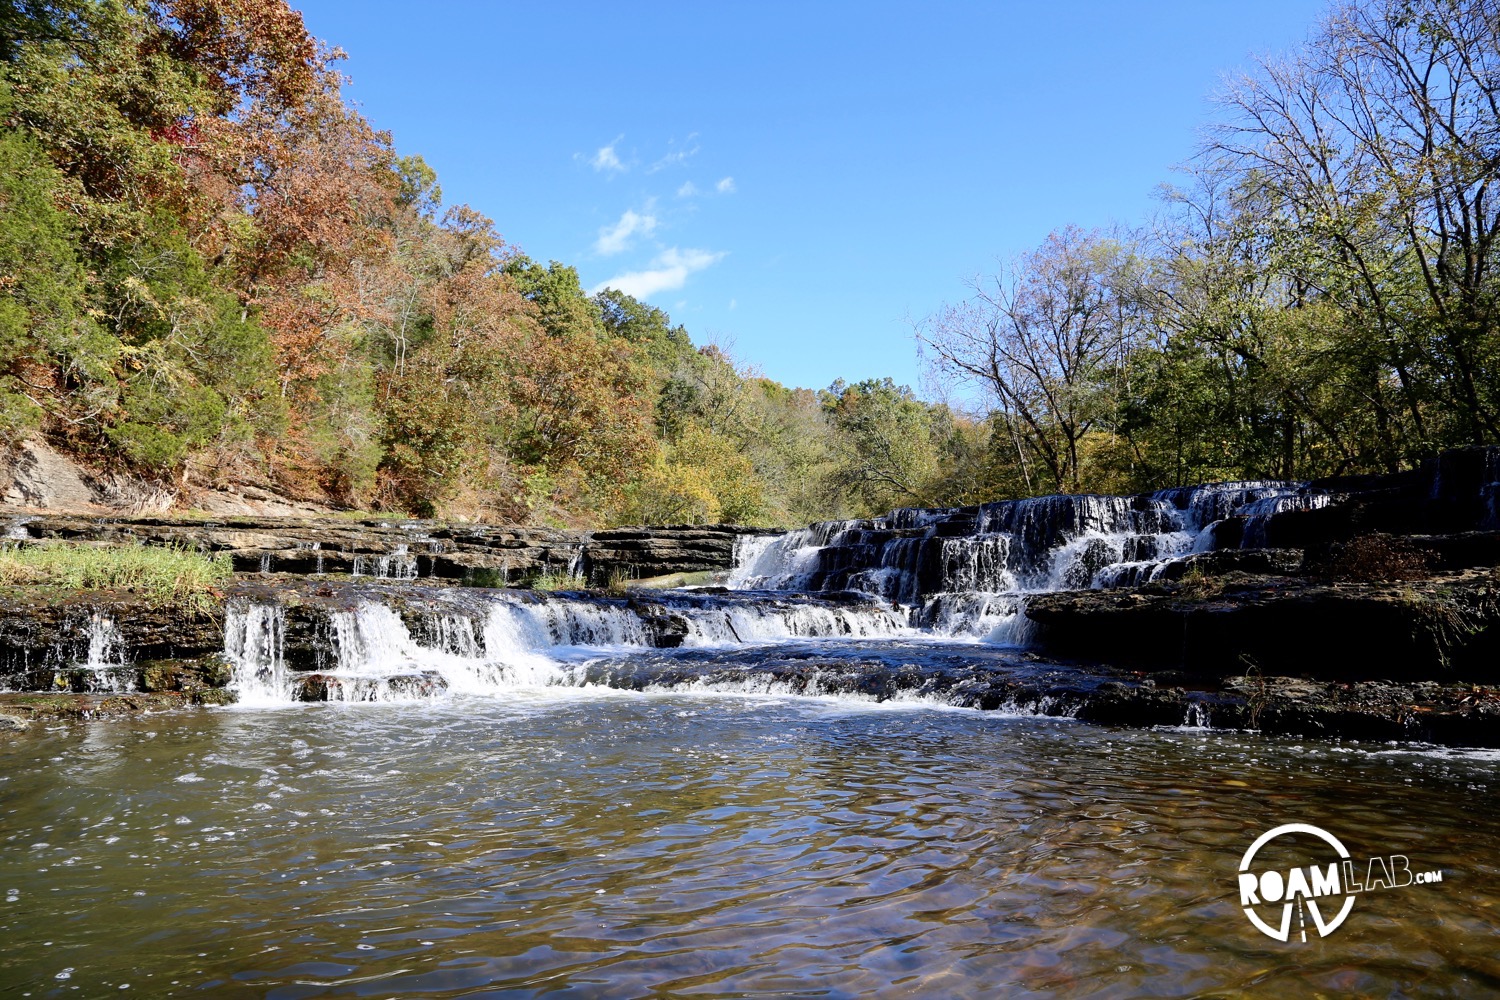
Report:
0,0,981,526
3,1,1495,530
921,0,1500,496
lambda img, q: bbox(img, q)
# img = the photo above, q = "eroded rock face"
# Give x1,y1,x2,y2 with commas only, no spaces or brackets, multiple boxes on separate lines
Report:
6,515,768,586
1074,675,1500,747
0,590,225,688
1023,570,1500,681
0,441,100,511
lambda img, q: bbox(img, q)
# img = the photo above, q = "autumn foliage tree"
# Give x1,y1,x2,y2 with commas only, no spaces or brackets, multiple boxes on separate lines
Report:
0,0,668,524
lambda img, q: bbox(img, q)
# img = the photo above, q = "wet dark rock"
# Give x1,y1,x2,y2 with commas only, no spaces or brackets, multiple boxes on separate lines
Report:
0,690,233,727
1074,674,1500,748
137,656,235,693
630,604,690,648
293,671,448,701
1149,548,1306,580
1024,570,1500,682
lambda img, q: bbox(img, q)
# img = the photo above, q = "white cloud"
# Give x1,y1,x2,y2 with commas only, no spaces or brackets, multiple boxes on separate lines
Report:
716,176,736,194
649,134,701,173
594,208,658,256
677,181,700,198
593,247,727,299
728,298,737,310
590,136,626,173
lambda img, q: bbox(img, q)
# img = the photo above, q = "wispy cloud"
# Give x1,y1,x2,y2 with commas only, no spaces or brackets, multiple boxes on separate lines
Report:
677,181,700,198
649,133,700,173
716,176,736,194
593,247,726,299
594,208,658,256
590,135,626,173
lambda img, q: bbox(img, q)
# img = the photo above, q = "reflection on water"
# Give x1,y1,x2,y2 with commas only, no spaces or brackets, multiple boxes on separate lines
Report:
0,695,1496,997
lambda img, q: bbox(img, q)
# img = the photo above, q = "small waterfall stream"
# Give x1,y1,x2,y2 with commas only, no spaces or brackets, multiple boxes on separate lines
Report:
225,602,288,705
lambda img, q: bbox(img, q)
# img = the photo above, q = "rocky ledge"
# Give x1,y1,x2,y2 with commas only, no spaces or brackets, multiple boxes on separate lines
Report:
8,514,769,586
1024,565,1500,681
1019,552,1500,745
3,573,1499,747
0,689,235,731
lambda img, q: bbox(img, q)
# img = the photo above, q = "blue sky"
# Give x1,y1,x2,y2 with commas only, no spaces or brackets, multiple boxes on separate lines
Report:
294,0,1327,395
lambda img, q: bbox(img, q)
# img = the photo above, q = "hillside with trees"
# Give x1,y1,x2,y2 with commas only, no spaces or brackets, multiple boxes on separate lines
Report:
923,0,1500,494
1,0,1496,528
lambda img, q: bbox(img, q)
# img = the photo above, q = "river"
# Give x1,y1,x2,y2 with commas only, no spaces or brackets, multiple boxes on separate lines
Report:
2,693,1496,997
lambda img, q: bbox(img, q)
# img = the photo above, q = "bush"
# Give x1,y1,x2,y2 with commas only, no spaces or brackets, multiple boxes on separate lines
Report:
1314,535,1431,583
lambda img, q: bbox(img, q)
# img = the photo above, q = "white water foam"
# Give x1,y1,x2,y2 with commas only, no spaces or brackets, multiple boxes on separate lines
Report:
226,603,288,705
222,590,927,705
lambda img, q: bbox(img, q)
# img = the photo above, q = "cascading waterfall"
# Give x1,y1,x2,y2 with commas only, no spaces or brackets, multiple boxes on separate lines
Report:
221,589,921,705
352,544,419,580
213,479,1338,707
726,480,1327,638
59,611,134,692
1238,493,1332,547
1482,449,1500,530
84,612,125,672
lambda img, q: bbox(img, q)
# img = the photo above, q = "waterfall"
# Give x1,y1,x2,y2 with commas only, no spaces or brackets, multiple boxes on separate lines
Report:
84,612,125,672
676,601,908,645
217,587,929,705
204,476,1366,707
725,481,1327,639
1483,450,1500,530
352,544,418,580
1239,493,1332,547
54,612,134,692
226,602,288,705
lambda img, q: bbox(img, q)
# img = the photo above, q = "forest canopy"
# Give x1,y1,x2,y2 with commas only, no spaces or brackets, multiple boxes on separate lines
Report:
1,0,1496,527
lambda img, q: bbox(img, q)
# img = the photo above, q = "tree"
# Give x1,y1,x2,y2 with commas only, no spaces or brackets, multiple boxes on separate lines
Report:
921,227,1149,492
823,378,941,513
1214,0,1500,450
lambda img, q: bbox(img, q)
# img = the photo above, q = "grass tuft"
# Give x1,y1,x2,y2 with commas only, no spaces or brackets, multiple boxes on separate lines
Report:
531,569,587,592
0,542,232,609
1177,564,1224,599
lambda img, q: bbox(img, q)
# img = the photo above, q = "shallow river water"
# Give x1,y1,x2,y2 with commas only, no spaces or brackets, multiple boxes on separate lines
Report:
2,691,1497,998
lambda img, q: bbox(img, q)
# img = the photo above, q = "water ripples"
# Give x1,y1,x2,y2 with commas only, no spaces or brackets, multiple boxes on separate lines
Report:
0,699,1496,997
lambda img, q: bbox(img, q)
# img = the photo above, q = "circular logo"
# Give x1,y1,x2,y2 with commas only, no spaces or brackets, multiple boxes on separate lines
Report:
1239,823,1356,941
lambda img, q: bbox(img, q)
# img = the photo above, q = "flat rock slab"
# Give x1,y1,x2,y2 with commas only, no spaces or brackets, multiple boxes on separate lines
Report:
0,690,232,729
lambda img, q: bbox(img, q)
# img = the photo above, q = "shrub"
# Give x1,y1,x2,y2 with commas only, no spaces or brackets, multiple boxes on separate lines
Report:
1315,535,1430,582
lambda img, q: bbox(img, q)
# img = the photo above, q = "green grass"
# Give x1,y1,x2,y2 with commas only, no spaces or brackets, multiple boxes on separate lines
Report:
531,569,587,592
0,542,232,609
